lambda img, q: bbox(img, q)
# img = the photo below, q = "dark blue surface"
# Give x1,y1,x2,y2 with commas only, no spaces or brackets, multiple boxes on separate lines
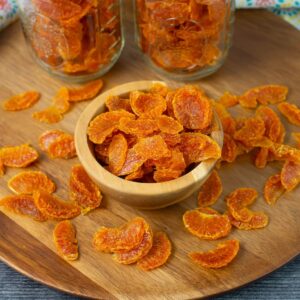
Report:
0,255,299,299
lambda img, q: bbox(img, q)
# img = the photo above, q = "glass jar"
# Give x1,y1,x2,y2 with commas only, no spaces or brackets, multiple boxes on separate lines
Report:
134,0,235,81
17,0,124,82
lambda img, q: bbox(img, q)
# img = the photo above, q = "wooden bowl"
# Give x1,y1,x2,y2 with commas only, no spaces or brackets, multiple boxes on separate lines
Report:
75,81,223,209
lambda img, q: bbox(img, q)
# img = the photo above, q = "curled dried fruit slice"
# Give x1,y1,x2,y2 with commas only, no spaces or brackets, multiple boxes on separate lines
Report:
125,167,144,181
225,188,258,222
108,134,128,175
149,83,169,97
228,211,269,230
278,102,300,126
219,92,238,108
8,171,56,195
189,239,239,269
93,217,147,252
113,222,153,264
254,148,269,169
33,191,80,220
130,91,166,118
156,115,183,134
159,132,181,148
105,95,132,112
264,173,285,205
48,134,76,159
68,79,103,102
281,161,300,191
118,118,158,137
0,194,47,221
213,102,236,135
222,133,238,163
269,143,300,163
137,232,171,271
239,85,288,108
88,111,135,144
183,208,231,240
39,130,65,152
3,91,40,111
32,106,63,123
180,133,221,165
198,170,222,207
173,86,212,130
70,164,102,214
118,148,146,176
52,87,70,114
53,220,78,261
0,144,39,168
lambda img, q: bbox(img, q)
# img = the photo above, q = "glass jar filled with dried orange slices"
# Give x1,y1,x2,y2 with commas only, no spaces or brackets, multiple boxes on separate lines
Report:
134,0,235,80
18,0,124,82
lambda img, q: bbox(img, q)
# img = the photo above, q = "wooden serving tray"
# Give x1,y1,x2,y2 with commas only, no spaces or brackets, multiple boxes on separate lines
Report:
0,8,300,299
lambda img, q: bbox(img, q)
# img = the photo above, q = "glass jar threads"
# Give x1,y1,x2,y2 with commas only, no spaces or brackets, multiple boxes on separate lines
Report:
134,0,235,80
17,0,124,82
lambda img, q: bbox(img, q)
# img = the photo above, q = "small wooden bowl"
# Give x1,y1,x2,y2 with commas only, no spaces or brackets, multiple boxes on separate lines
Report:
75,81,223,209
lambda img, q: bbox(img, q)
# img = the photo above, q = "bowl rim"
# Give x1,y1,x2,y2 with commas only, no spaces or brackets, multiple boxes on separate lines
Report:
75,80,224,197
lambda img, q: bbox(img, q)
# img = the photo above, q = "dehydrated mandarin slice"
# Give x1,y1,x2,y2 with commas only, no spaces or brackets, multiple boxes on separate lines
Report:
0,194,47,222
125,167,144,181
52,87,70,114
108,134,128,175
39,130,65,152
281,161,300,191
222,133,238,163
183,208,231,240
173,86,212,130
225,188,258,222
292,132,300,148
70,164,102,214
269,143,300,163
134,135,171,161
149,83,170,97
254,148,269,169
118,118,158,137
213,102,236,135
53,220,78,261
8,171,56,195
130,90,166,118
256,106,282,142
228,211,269,230
234,117,265,143
34,191,80,220
189,239,239,269
166,91,176,118
118,148,146,176
180,133,221,165
3,91,40,111
278,102,300,126
105,95,132,112
93,217,147,252
32,106,63,123
68,79,104,102
137,232,171,271
198,170,222,207
113,222,153,264
87,111,135,144
156,115,183,134
159,132,181,148
0,144,39,168
239,85,288,108
264,173,285,205
219,92,239,108
94,141,110,165
48,134,76,159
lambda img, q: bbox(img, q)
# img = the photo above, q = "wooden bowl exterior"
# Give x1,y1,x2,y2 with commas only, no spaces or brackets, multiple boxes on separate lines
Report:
75,81,223,209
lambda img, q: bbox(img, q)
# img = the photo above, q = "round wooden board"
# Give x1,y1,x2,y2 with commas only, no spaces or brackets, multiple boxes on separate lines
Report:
0,8,300,300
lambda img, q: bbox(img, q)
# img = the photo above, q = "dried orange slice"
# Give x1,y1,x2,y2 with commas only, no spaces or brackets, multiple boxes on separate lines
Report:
278,102,300,126
105,95,132,112
219,92,238,108
70,164,102,214
68,79,104,102
39,130,65,152
93,217,147,252
137,232,171,271
8,171,56,195
183,208,231,240
0,144,39,168
227,211,269,230
48,134,76,159
108,134,128,175
198,170,222,207
33,191,80,220
264,173,285,205
3,91,40,111
52,87,70,114
118,118,158,137
0,194,47,222
189,239,239,269
53,220,78,261
156,115,183,134
281,160,300,191
118,148,146,176
222,133,238,163
32,106,63,123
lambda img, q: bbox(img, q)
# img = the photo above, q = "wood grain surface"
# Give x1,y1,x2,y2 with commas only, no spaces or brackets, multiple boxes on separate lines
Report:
0,8,300,300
